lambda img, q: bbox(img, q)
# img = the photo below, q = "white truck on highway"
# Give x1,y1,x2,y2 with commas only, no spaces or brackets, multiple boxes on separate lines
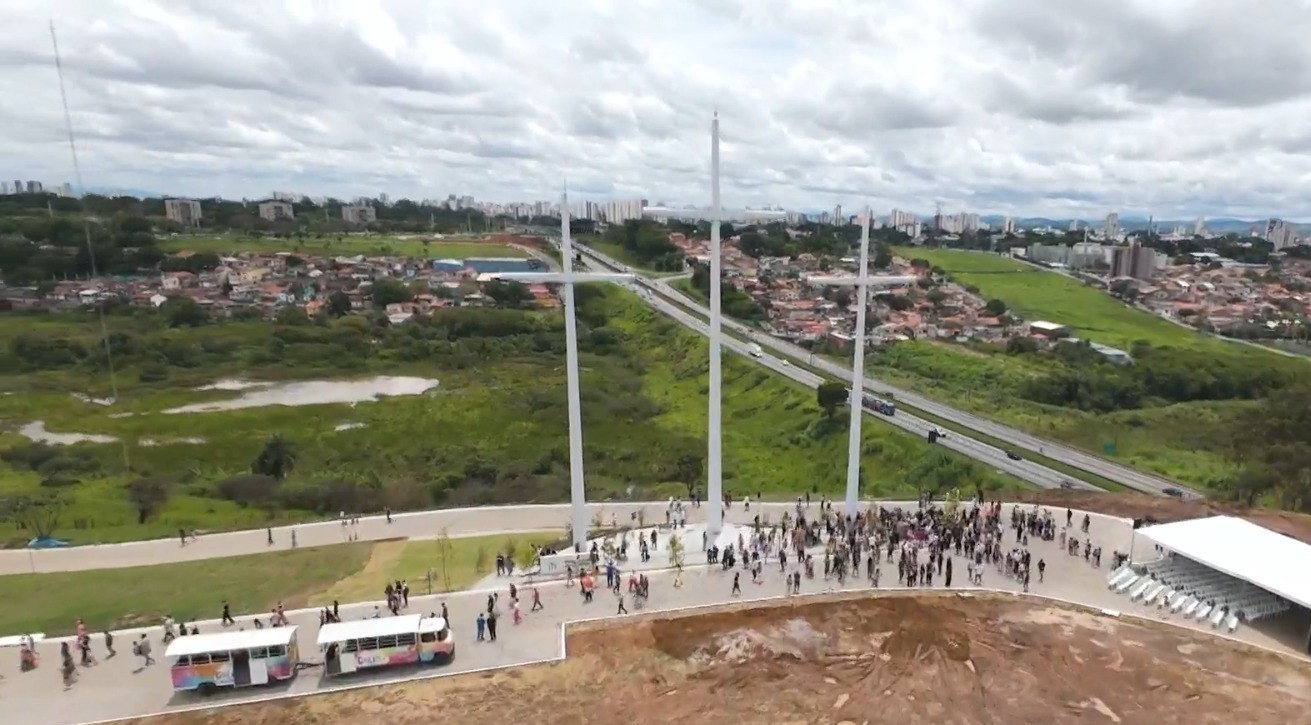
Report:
748,343,763,358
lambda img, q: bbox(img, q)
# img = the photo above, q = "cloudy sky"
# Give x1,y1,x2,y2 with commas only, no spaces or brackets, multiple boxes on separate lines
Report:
4,0,1311,219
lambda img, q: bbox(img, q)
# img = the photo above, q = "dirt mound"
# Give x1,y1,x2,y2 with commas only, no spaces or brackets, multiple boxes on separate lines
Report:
142,593,1311,725
1022,490,1311,545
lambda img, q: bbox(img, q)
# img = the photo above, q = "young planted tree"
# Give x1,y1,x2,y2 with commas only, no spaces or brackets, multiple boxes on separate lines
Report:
434,527,454,592
667,533,685,570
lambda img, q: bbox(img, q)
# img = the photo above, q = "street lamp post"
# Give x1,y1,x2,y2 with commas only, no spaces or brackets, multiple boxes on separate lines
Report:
643,113,785,538
494,191,632,550
806,208,918,517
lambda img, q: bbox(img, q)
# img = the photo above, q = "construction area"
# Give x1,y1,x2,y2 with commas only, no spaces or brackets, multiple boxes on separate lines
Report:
131,590,1311,725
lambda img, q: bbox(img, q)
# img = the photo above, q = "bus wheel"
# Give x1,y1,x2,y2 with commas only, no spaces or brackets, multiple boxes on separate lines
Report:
197,683,217,697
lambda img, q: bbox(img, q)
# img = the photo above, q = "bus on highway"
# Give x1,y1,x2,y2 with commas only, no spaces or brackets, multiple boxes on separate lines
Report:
319,614,454,677
166,627,300,694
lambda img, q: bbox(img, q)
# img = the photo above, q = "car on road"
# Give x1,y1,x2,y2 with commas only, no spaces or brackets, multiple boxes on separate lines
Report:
1005,450,1023,461
1162,487,1184,498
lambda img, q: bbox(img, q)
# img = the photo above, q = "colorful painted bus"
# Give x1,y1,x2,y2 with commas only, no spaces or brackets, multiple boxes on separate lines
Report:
165,627,299,694
318,614,454,677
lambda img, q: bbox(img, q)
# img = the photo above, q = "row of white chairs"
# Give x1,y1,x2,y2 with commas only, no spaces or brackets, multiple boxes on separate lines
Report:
1106,563,1289,632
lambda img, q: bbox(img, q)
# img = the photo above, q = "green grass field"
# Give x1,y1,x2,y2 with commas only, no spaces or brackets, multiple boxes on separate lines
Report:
894,248,1240,351
0,532,558,636
158,234,531,259
581,237,658,271
314,532,560,604
0,287,1025,546
0,542,374,635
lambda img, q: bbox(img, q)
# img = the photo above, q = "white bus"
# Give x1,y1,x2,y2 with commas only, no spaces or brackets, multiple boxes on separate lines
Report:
165,627,300,694
318,614,454,677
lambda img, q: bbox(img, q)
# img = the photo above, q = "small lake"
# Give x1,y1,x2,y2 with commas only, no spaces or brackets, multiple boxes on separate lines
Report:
164,376,439,414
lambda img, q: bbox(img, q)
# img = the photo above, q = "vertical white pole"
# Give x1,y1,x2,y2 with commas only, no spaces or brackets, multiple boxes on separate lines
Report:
560,191,589,550
844,208,871,517
707,113,724,537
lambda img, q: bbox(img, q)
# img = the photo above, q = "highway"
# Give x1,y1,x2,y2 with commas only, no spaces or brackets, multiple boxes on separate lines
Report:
562,238,1198,499
627,281,1086,490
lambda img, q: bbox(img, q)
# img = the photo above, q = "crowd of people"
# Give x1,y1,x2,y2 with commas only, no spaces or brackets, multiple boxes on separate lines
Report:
27,495,1116,697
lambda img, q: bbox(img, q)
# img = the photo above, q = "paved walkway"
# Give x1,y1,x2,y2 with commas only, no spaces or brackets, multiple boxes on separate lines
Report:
5,502,1295,725
0,500,1139,575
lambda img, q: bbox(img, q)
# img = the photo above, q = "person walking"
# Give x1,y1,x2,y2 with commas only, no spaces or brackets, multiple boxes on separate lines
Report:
476,613,486,642
103,630,116,659
531,586,543,612
221,601,235,626
134,635,154,667
616,590,628,615
731,572,741,597
486,611,498,642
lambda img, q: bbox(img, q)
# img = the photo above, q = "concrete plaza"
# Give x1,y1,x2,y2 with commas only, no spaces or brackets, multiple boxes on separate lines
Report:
1,501,1301,725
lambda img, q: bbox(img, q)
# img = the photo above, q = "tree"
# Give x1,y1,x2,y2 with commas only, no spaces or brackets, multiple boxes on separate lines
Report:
326,290,352,317
252,435,297,480
0,492,65,540
484,280,533,308
434,527,454,592
674,453,702,498
126,476,172,524
160,296,210,328
816,381,847,418
667,533,685,569
983,298,1007,316
370,278,412,308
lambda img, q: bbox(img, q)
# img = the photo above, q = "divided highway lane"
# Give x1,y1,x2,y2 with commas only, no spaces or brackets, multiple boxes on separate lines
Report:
618,278,1093,492
569,240,1192,498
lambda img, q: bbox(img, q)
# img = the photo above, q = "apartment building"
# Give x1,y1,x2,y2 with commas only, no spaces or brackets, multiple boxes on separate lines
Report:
258,201,295,222
604,199,648,224
164,198,203,227
342,204,377,225
1266,218,1298,250
1110,241,1158,280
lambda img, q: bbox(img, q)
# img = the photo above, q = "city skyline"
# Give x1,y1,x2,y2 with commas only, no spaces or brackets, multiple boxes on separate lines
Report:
6,1,1311,219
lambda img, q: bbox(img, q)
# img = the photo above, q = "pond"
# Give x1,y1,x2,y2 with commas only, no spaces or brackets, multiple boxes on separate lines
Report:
164,376,440,414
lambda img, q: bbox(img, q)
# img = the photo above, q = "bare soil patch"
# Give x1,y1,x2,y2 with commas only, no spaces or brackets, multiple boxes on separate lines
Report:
1022,490,1311,544
132,592,1311,725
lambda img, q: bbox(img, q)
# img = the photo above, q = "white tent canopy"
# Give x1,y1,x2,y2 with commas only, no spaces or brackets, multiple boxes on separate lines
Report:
1138,515,1311,610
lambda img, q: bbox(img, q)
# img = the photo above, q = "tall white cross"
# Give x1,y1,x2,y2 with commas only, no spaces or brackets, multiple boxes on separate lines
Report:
492,191,632,550
806,208,918,517
643,113,785,537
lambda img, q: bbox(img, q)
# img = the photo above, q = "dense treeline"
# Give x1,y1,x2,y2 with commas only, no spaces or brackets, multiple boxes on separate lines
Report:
599,219,686,271
1015,340,1290,413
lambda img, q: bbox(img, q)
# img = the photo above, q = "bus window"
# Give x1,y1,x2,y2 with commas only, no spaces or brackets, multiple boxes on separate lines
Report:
267,644,286,657
210,651,230,663
396,632,416,647
437,626,450,643
420,632,436,644
248,647,268,659
376,635,397,648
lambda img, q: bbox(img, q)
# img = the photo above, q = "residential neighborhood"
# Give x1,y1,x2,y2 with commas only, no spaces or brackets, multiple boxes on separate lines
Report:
0,241,558,323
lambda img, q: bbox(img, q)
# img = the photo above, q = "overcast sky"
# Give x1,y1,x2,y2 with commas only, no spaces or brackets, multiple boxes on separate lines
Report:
4,0,1311,219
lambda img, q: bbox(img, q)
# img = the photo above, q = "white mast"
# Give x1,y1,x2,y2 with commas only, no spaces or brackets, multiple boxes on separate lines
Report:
493,189,631,549
644,113,784,536
807,207,917,516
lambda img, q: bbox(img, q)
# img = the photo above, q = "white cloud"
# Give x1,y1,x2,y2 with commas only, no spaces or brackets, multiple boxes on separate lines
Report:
5,0,1311,219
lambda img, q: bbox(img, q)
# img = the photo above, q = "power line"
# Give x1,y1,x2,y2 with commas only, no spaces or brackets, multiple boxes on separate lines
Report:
51,20,128,468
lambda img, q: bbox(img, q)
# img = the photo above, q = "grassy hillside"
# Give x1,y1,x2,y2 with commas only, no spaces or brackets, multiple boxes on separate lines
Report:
0,287,1023,545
